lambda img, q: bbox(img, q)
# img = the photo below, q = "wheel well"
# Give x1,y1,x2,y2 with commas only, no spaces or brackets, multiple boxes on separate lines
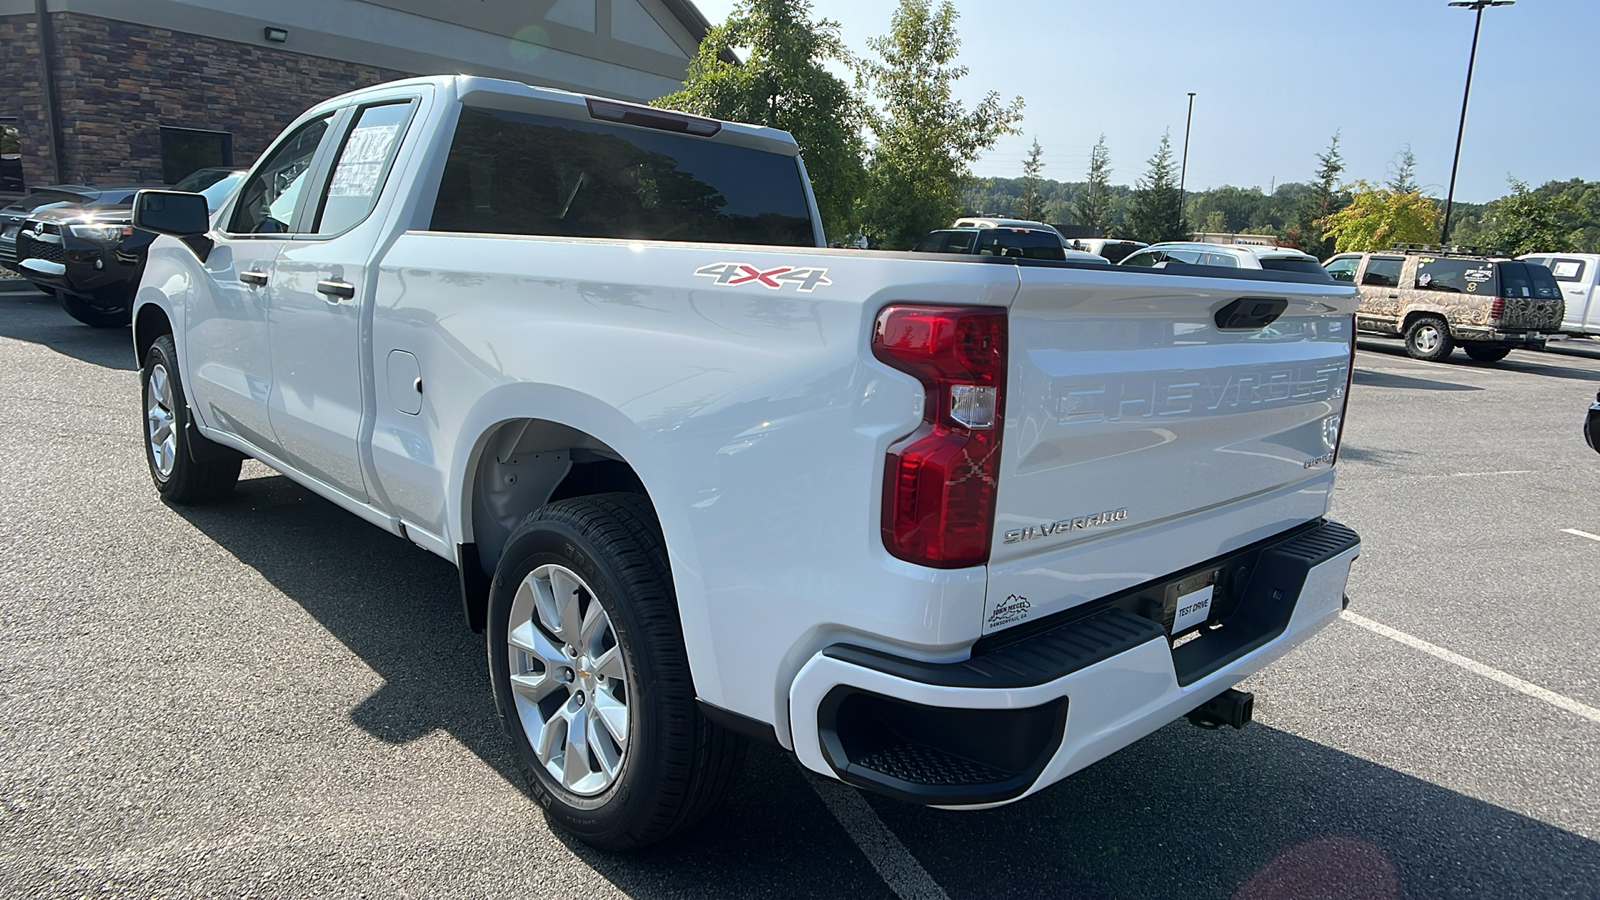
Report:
1401,309,1447,334
133,304,173,367
461,418,653,631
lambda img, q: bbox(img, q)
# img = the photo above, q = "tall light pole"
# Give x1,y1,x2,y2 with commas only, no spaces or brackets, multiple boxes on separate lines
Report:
1441,0,1513,245
1179,92,1195,235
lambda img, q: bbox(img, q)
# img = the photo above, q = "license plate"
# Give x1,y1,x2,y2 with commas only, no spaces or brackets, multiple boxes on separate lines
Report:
1172,584,1215,634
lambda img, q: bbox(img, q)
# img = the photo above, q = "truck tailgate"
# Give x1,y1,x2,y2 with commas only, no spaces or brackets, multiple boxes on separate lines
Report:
986,267,1358,630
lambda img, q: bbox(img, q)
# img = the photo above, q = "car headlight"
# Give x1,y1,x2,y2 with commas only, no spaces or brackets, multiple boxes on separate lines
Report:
67,223,133,242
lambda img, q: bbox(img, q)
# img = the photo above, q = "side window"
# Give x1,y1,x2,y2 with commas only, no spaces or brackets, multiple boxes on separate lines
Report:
1546,258,1587,282
1200,251,1240,268
228,116,332,235
1415,258,1492,294
1362,257,1403,287
312,101,415,235
1122,250,1160,267
1324,257,1359,282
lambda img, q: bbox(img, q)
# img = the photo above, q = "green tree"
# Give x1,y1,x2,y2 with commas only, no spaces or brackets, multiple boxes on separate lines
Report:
657,0,864,240
857,0,1024,248
1126,131,1185,244
1478,177,1584,255
1294,132,1347,257
1075,134,1113,234
1386,145,1418,195
1017,138,1046,222
1319,180,1441,252
1199,210,1228,234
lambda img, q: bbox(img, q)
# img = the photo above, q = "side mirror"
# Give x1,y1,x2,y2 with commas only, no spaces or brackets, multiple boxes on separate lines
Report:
132,190,213,261
132,190,210,237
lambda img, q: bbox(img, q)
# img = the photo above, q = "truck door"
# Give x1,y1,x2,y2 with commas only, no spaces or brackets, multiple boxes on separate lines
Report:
187,114,337,452
1547,257,1594,332
268,99,419,503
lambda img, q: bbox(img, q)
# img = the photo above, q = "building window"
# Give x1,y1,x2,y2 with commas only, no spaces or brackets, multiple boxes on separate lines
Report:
160,126,234,184
0,118,22,192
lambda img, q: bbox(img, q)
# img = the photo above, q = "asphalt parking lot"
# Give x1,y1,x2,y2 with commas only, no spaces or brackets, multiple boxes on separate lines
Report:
2,284,1598,899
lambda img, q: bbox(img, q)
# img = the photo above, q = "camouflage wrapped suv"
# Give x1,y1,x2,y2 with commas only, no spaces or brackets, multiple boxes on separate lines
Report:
1324,247,1564,362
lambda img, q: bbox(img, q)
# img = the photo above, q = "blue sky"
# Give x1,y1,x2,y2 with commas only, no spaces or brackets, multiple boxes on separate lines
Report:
687,0,1596,203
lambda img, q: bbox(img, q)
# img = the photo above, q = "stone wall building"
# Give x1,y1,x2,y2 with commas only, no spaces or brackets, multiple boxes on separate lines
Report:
0,0,718,194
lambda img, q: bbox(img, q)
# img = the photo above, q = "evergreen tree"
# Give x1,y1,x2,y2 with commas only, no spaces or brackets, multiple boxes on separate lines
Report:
657,0,864,241
1295,132,1347,257
857,0,1024,248
1017,138,1046,222
1126,132,1185,244
1075,134,1113,234
1386,145,1418,195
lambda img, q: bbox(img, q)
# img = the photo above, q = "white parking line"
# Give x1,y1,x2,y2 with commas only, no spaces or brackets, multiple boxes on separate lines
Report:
807,773,950,900
1341,611,1600,725
1562,528,1600,543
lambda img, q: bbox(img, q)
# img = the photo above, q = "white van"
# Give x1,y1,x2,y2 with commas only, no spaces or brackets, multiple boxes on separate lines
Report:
1520,253,1600,336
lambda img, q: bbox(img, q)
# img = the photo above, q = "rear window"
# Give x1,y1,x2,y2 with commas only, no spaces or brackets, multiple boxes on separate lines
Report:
914,230,977,254
1414,258,1494,294
1260,257,1328,275
1495,261,1561,299
975,229,1065,260
431,106,816,246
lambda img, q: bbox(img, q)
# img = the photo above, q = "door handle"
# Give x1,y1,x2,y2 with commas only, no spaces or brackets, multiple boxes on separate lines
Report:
316,279,356,301
1387,293,1399,299
239,270,268,287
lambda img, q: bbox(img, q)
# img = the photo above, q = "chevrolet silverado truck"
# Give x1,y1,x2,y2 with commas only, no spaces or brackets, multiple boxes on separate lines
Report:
129,76,1362,850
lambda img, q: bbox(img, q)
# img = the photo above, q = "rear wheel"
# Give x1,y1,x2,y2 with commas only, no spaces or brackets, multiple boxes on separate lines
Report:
1463,343,1512,363
487,493,745,850
141,334,241,503
58,290,132,327
1404,316,1454,361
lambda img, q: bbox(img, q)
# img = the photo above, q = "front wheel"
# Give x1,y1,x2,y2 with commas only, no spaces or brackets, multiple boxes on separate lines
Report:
1404,316,1454,361
487,493,745,850
141,334,241,503
58,290,132,327
1463,343,1512,363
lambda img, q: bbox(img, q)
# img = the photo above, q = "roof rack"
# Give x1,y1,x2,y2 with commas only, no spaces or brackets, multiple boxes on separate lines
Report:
1389,242,1511,259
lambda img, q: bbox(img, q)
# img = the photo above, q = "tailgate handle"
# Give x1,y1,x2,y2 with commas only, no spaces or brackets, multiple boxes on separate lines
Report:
1215,297,1288,331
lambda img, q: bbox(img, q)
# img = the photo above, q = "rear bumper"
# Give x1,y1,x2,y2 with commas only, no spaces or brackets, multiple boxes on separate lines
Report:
789,520,1360,807
1455,327,1549,348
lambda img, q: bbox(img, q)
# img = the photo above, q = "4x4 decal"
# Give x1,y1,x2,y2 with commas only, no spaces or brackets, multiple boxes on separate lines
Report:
694,262,832,293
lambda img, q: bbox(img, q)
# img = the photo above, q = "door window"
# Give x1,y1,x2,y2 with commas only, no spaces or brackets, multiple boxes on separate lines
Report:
1361,257,1403,287
312,101,415,235
1324,256,1359,281
228,116,332,235
1545,258,1587,282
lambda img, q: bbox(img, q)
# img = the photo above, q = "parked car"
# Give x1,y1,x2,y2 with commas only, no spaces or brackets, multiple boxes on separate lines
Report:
1519,253,1600,337
1121,241,1327,274
1587,391,1600,453
1064,237,1147,264
951,216,1062,237
130,75,1360,849
915,226,1106,262
1323,247,1564,362
2,185,146,278
15,168,243,326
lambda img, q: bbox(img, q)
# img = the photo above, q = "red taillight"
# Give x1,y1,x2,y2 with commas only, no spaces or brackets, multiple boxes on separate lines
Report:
1489,296,1506,320
872,305,1006,568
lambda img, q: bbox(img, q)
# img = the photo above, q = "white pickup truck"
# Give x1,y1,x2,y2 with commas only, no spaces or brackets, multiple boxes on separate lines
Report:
130,76,1361,849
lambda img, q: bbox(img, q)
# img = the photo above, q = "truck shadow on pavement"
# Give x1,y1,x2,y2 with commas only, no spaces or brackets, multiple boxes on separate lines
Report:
0,288,136,371
1358,340,1600,383
1352,369,1482,392
176,472,1600,900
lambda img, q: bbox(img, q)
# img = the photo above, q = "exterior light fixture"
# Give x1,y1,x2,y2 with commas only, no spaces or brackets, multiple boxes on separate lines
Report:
263,27,288,43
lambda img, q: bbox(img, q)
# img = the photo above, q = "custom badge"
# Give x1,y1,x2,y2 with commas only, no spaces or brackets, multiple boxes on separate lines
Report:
693,262,832,293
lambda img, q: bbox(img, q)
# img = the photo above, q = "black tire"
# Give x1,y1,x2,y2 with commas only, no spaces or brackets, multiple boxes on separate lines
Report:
487,493,745,850
1463,343,1512,363
1404,315,1454,361
58,290,132,327
140,334,241,503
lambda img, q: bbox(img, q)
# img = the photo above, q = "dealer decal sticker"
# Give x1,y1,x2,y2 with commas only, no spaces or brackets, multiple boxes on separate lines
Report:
693,262,832,293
